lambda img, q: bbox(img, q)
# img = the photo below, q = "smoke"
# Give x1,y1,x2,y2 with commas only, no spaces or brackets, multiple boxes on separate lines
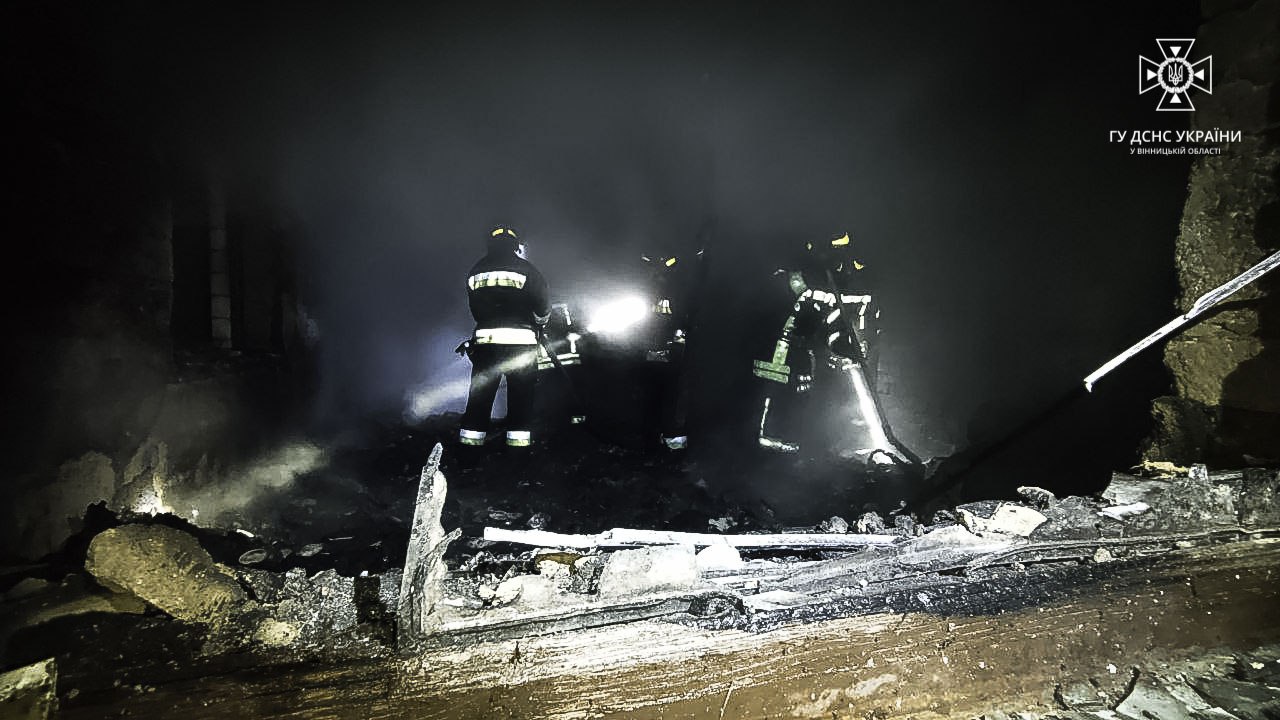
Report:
62,1,1200,488
147,443,330,526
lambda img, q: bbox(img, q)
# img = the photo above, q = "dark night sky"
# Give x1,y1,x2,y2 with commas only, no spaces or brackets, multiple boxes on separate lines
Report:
7,1,1203,485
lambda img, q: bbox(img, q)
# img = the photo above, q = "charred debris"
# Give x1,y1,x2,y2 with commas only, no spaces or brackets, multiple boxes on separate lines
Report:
2,436,1278,711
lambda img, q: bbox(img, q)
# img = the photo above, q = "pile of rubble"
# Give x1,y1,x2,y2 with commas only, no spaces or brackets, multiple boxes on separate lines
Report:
2,449,1276,669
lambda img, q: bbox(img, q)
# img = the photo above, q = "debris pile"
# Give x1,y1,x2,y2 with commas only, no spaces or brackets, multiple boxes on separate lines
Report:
3,447,1275,677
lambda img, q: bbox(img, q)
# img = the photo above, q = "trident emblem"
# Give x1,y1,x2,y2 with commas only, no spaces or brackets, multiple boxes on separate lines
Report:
1139,39,1212,111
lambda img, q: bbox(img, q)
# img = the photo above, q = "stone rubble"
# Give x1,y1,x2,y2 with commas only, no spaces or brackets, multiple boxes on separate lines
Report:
84,523,245,625
0,658,57,720
21,452,1275,662
855,511,886,534
957,503,1048,537
817,515,849,534
707,516,737,532
1016,486,1056,508
695,543,743,571
597,545,699,599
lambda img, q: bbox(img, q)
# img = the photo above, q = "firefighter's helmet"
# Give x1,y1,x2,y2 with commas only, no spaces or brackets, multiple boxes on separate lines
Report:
804,231,865,273
487,226,520,254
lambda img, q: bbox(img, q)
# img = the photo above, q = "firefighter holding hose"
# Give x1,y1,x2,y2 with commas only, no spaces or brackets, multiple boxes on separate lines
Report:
752,231,905,464
457,226,550,453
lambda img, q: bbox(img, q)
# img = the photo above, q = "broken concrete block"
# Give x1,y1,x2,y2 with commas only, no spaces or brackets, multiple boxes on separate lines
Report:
1031,496,1106,541
707,516,736,532
892,514,918,536
696,543,743,572
598,545,698,599
85,523,245,624
958,503,1047,537
817,516,849,534
0,658,56,720
855,512,885,534
1016,486,1056,508
492,574,557,608
398,445,460,647
533,550,582,571
535,555,573,590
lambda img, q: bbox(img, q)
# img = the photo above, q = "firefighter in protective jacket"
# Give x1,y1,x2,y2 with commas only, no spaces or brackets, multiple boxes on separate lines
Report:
636,248,701,450
458,227,550,450
752,232,893,461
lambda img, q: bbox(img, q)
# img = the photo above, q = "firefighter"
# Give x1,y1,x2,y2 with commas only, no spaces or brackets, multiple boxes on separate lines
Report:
457,226,550,451
635,248,702,451
752,232,897,462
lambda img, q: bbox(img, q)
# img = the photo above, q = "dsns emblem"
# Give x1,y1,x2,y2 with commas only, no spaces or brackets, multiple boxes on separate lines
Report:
1138,39,1212,111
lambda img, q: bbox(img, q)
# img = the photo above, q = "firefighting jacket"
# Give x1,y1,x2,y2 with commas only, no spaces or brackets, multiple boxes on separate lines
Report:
637,264,694,362
466,251,550,345
753,269,876,384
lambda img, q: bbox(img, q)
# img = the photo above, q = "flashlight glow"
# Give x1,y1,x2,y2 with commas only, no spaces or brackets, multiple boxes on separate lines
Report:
586,295,648,334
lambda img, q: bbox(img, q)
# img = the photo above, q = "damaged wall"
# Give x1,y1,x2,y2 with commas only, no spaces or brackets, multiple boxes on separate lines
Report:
5,24,316,560
1145,0,1280,465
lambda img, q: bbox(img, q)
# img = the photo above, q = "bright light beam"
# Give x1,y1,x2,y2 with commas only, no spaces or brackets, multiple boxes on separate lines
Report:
586,295,648,335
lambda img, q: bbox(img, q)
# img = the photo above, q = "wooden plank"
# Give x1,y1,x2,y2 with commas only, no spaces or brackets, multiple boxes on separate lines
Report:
482,526,900,549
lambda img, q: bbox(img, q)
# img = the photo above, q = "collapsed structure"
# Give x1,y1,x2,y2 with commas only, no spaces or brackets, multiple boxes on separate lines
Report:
2,442,1278,718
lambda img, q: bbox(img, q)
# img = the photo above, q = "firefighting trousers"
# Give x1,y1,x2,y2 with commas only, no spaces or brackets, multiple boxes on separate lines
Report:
460,344,539,447
640,359,689,449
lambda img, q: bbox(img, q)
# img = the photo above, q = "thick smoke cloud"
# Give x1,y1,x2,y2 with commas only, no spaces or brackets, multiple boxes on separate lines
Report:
27,1,1200,484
